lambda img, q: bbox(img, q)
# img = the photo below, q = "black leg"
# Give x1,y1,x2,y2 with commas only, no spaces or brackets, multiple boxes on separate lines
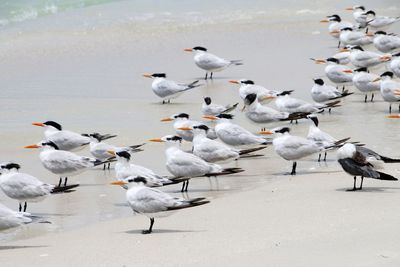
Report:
318,153,321,162
328,108,331,113
389,104,392,113
342,86,345,93
142,218,155,234
19,203,22,212
64,177,68,186
23,202,27,212
291,162,297,175
185,180,189,192
103,164,106,170
205,72,208,80
295,120,298,124
398,104,400,112
347,176,357,191
108,162,111,170
162,100,165,104
58,178,62,187
364,94,367,103
371,93,374,102
337,40,341,48
181,181,185,192
358,176,364,190
323,152,327,161
210,72,213,79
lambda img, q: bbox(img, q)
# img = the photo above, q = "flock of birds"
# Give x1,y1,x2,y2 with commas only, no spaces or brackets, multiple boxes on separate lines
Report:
1,5,400,235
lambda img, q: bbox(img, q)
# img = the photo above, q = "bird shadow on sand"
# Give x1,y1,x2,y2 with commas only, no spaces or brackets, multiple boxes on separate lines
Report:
336,187,400,193
271,170,343,176
0,245,48,251
192,76,237,81
32,212,75,217
123,229,203,235
114,202,130,207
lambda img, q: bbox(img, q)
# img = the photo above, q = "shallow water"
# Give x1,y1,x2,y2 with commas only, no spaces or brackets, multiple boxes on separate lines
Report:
0,0,400,241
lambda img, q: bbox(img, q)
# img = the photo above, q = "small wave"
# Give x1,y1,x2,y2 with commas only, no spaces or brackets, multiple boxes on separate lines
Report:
296,9,324,15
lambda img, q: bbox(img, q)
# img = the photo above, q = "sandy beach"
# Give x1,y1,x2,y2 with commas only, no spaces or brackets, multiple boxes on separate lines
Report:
1,0,400,266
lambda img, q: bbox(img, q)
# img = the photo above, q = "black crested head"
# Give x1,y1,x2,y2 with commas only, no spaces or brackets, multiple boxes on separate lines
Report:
327,14,341,22
2,163,21,170
193,46,207,51
217,113,234,119
354,67,368,72
276,127,290,134
193,124,209,132
130,176,147,184
341,27,353,31
152,73,166,78
327,57,340,64
356,5,365,11
116,150,131,160
380,71,394,78
308,115,319,127
364,10,376,16
241,80,255,85
313,78,324,85
42,141,59,150
244,93,257,105
204,97,212,105
174,113,189,119
352,45,364,51
166,136,182,142
374,30,387,35
43,121,62,131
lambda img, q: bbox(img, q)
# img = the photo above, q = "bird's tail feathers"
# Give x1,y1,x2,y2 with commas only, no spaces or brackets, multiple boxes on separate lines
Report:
51,184,79,194
377,171,398,181
230,60,243,66
239,146,267,155
380,155,400,163
222,103,239,114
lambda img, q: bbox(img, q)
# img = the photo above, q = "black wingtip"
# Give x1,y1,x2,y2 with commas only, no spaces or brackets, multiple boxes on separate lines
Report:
51,184,80,194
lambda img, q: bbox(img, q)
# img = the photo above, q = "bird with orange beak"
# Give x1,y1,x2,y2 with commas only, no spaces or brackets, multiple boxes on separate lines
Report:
345,5,368,27
142,73,200,104
184,46,242,80
320,14,354,47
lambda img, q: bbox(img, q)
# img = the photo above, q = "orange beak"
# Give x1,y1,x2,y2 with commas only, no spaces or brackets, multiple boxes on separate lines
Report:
345,7,354,11
160,117,173,122
342,69,353,73
110,181,128,185
372,77,381,82
314,59,326,64
143,73,152,78
380,55,392,62
394,90,400,96
330,30,340,34
320,19,329,23
149,138,164,142
107,150,115,155
261,95,275,101
366,32,374,37
339,48,350,52
184,48,193,52
203,115,218,120
257,131,273,135
177,127,192,131
386,115,400,118
24,144,40,149
32,122,45,127
229,80,240,84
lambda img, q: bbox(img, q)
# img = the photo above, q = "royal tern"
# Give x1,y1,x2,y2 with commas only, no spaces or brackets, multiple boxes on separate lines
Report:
109,150,181,187
337,27,373,47
0,163,76,212
0,203,33,231
352,67,380,102
346,45,392,68
373,31,400,53
161,113,216,141
111,177,209,234
337,143,398,191
204,114,271,147
184,46,242,80
374,71,400,113
243,94,309,126
261,127,327,175
346,5,368,28
311,78,353,103
86,133,144,170
389,53,400,78
149,135,243,192
314,57,353,90
275,94,340,114
320,14,355,44
364,10,400,30
24,141,111,186
202,97,238,116
229,79,293,103
306,115,349,162
143,73,200,104
310,46,352,66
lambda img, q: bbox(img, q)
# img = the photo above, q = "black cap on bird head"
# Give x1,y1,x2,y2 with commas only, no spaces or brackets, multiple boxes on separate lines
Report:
116,150,131,160
340,27,353,31
374,31,387,35
127,176,147,184
204,97,212,105
275,127,290,134
354,67,368,72
151,73,166,78
42,141,59,150
313,78,324,85
364,10,376,16
326,57,340,64
244,93,257,105
355,5,365,11
307,115,319,127
166,136,183,143
174,113,189,119
193,46,207,52
43,121,62,131
241,80,255,85
1,163,21,170
193,124,209,132
216,113,234,120
327,14,341,22
380,71,393,78
351,45,364,51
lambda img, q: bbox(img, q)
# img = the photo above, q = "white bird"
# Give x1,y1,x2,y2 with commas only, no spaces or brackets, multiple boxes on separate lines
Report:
364,10,400,30
149,135,243,192
111,177,209,234
160,113,216,141
346,5,368,27
229,79,292,104
262,127,326,175
201,96,238,116
314,57,354,90
275,94,340,114
86,133,144,170
310,46,352,65
389,54,400,78
311,78,353,103
184,46,242,80
203,114,270,147
337,143,398,191
320,14,355,44
338,27,373,47
373,31,400,53
346,45,391,68
0,163,75,212
24,141,110,186
143,73,200,104
352,67,380,102
110,150,179,187
374,71,400,113
0,203,32,231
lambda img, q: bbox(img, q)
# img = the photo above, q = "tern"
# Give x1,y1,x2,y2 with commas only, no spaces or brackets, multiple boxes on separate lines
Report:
313,57,353,90
24,141,112,186
143,73,200,104
346,5,368,28
337,27,373,47
184,46,242,80
320,14,355,46
149,135,243,192
202,96,238,116
0,203,33,231
111,177,209,234
275,94,340,114
374,71,400,113
352,67,380,102
373,31,400,53
0,163,76,212
337,143,398,191
364,10,400,30
389,53,400,78
204,114,271,147
346,45,391,68
311,78,353,103
32,120,115,151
